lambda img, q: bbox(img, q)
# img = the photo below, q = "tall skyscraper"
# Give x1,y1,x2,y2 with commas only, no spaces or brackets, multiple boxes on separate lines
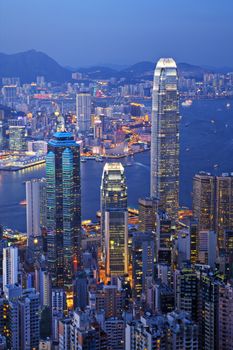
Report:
150,58,179,218
192,172,215,231
76,92,91,133
132,232,155,299
100,163,128,277
46,132,81,292
138,197,158,232
3,246,18,292
26,178,46,239
215,174,233,248
193,172,233,249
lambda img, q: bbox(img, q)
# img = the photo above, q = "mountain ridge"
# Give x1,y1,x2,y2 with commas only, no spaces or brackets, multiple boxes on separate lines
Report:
0,50,231,83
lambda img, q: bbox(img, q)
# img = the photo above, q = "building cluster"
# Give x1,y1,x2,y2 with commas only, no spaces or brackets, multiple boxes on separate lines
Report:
1,58,233,350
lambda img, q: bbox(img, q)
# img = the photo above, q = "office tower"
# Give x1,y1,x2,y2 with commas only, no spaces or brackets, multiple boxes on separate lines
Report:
198,230,217,268
218,284,233,350
193,173,233,249
192,172,215,231
138,197,158,232
3,246,18,292
156,215,173,264
190,218,198,265
215,174,233,249
8,124,26,151
174,267,198,322
46,132,81,293
198,273,221,350
76,92,91,133
150,58,179,218
132,232,155,300
26,178,46,239
100,163,128,277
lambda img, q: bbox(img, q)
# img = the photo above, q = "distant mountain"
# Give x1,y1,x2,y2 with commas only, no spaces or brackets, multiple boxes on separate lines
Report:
78,66,119,79
0,50,71,83
0,50,229,83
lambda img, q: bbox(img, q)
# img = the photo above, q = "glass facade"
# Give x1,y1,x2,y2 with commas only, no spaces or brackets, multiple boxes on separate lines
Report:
100,163,128,277
151,58,180,218
46,132,81,291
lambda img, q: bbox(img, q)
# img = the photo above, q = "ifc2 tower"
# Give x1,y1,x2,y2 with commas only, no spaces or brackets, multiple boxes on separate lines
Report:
150,58,180,218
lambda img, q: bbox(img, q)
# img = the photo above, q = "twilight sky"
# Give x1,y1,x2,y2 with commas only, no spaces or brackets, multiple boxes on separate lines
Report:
0,0,232,67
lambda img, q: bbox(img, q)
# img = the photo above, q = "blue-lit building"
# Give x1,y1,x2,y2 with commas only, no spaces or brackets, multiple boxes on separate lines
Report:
46,132,81,292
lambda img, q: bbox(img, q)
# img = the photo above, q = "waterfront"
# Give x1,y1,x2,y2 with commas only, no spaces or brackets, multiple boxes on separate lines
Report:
0,98,233,232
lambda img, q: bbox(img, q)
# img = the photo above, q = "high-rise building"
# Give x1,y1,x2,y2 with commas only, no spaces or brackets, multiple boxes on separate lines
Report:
3,246,18,293
193,172,233,249
150,58,179,218
8,124,26,151
76,92,91,133
138,197,158,232
215,174,233,249
100,163,128,277
198,230,217,268
218,284,233,350
193,172,215,231
132,232,155,300
46,132,81,292
26,178,46,239
174,267,198,322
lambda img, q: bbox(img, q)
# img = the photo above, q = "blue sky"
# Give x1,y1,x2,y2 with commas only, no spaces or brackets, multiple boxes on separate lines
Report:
0,0,232,67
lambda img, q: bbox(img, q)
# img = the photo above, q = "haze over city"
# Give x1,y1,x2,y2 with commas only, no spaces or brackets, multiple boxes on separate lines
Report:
0,0,233,67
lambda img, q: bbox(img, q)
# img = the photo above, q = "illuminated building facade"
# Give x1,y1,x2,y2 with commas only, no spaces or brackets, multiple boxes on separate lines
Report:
26,178,46,239
215,174,233,249
193,173,215,231
138,197,158,232
46,132,81,292
150,58,180,218
76,92,91,133
132,232,155,299
101,163,128,277
193,172,233,249
3,246,18,293
8,125,26,151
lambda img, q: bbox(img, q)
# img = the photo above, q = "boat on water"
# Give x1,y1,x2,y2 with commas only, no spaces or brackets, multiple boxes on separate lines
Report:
95,156,104,162
182,99,193,107
20,200,27,206
81,157,87,163
226,103,231,108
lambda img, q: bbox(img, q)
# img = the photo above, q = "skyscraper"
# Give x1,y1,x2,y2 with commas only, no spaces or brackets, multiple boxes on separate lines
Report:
76,92,91,133
192,172,215,231
150,58,180,218
46,132,81,292
100,163,128,277
26,178,46,239
3,246,18,292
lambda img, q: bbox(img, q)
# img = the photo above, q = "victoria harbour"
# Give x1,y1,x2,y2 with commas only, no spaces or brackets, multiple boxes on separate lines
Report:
1,98,232,232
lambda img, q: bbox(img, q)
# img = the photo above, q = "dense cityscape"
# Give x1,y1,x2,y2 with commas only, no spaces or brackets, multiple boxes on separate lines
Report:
1,1,233,349
0,54,233,350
